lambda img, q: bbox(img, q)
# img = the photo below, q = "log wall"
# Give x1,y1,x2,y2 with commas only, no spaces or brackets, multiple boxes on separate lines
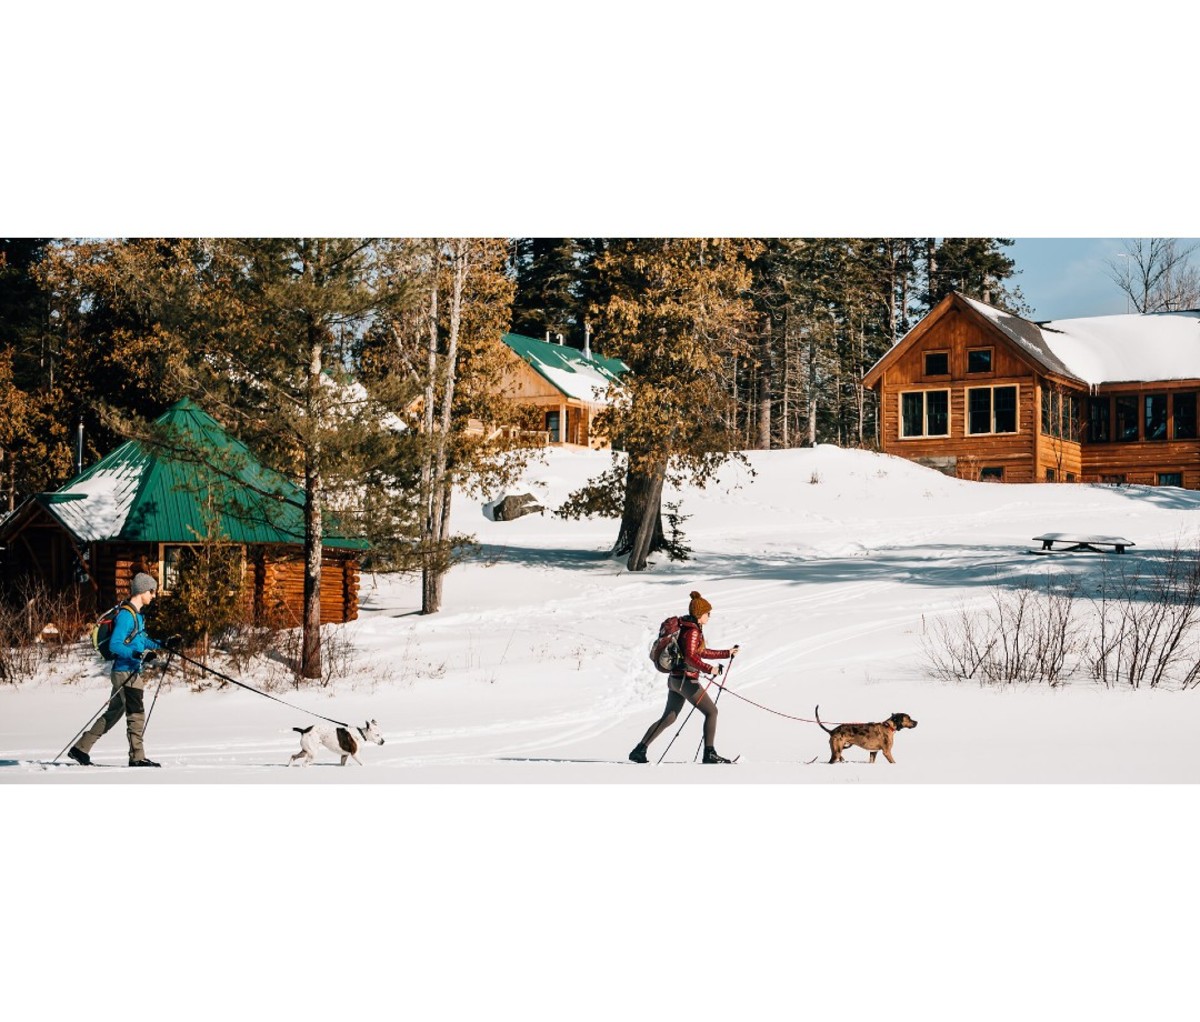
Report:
871,301,1200,489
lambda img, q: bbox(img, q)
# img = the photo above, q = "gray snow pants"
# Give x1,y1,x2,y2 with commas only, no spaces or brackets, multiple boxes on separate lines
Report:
74,670,146,761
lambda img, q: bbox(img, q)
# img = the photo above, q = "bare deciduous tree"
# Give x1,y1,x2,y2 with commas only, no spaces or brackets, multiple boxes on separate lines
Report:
1106,238,1200,313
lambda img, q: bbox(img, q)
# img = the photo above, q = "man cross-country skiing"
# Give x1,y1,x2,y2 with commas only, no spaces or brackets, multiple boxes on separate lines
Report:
629,590,739,764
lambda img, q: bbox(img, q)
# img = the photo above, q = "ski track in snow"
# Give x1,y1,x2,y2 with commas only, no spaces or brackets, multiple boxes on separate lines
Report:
6,445,1200,782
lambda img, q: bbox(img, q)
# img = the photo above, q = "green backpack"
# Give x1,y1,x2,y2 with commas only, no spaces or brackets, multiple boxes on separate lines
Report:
90,602,139,661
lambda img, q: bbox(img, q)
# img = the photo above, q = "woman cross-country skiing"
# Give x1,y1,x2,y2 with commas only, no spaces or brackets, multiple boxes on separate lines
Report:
629,590,739,764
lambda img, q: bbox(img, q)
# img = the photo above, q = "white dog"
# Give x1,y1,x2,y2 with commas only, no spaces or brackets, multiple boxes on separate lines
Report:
289,720,385,766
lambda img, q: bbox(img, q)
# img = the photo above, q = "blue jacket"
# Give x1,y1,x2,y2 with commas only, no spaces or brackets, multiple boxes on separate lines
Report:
108,604,161,674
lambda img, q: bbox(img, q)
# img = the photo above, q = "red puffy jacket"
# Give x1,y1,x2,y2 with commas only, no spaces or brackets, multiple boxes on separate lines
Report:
674,619,731,680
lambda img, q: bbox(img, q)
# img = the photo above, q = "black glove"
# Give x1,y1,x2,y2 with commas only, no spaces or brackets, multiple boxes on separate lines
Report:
717,663,725,676
140,650,159,665
165,634,183,653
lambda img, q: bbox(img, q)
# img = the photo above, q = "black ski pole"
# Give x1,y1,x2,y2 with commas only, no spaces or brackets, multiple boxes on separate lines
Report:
656,700,698,764
141,648,176,738
694,658,734,762
54,692,117,764
656,668,722,765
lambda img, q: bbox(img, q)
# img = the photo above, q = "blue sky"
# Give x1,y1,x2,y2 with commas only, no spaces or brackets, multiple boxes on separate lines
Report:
1008,239,1200,322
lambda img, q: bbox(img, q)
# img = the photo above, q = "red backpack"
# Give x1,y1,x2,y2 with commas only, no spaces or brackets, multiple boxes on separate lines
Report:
649,616,690,673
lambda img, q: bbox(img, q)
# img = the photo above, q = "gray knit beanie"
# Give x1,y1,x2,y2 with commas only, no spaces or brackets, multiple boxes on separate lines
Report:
130,572,158,597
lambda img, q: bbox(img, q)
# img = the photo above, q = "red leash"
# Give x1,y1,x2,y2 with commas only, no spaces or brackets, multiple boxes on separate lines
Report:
709,680,857,726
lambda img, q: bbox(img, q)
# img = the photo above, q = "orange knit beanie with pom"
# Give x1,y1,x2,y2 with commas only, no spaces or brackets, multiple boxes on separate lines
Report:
688,591,712,618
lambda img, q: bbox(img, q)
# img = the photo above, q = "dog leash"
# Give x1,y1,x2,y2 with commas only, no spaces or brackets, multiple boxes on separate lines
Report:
707,680,858,726
174,651,349,727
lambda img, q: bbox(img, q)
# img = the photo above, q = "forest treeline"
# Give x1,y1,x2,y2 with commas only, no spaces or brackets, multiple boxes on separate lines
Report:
0,238,1023,593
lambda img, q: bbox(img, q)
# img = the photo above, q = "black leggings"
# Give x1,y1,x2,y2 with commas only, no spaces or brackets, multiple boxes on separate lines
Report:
640,677,718,749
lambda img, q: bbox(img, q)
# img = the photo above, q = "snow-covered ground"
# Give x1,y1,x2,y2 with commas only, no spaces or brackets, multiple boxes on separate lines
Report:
6,445,1196,1018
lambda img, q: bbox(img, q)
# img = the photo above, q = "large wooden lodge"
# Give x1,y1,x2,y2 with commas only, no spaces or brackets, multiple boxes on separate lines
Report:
864,292,1200,487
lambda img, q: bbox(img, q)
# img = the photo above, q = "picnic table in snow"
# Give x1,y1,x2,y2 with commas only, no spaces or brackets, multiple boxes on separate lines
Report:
1031,533,1135,555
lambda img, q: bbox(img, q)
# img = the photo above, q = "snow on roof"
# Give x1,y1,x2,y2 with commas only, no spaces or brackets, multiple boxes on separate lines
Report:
960,294,1200,386
1036,309,1200,385
49,461,144,542
534,360,622,403
501,333,627,405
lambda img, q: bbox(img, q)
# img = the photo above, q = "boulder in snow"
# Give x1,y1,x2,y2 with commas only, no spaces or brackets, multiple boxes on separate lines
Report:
483,493,545,522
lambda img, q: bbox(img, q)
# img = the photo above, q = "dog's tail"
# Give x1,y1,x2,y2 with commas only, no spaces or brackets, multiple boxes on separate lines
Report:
815,705,833,735
293,725,313,735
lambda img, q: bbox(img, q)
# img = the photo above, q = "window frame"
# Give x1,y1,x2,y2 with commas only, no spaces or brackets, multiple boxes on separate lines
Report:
898,389,950,439
1088,396,1111,443
923,350,950,377
158,542,247,597
1144,393,1168,442
1173,392,1197,440
966,347,994,374
966,384,1019,436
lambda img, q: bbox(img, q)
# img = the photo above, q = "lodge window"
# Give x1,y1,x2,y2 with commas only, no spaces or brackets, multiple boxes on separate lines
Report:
1088,397,1110,442
979,466,1004,481
1042,387,1080,440
1115,395,1139,442
159,543,245,596
1145,394,1168,441
967,385,1017,435
1158,472,1183,487
924,351,949,376
1174,393,1197,439
545,411,562,443
161,545,188,593
1045,468,1056,482
967,348,993,373
900,390,949,437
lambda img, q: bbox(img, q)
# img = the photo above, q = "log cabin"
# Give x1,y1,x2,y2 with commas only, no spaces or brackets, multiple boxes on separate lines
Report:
0,398,366,625
863,292,1200,487
495,332,628,449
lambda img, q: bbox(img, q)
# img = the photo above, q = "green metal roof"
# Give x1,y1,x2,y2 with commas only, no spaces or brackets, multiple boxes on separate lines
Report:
46,398,368,549
500,333,628,400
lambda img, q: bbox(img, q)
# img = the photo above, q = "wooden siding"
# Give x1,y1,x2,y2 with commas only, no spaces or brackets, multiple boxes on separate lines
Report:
870,299,1200,489
499,356,609,448
875,306,1042,482
1077,383,1200,487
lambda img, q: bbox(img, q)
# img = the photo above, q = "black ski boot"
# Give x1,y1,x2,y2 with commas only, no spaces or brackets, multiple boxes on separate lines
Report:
628,743,648,764
128,758,161,768
67,746,92,766
702,746,733,764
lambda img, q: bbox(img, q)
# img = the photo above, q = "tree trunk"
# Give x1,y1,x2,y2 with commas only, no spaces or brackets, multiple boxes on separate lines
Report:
420,273,440,614
781,310,790,449
757,317,772,450
301,321,324,680
615,460,666,559
626,459,667,572
422,240,468,615
807,330,818,447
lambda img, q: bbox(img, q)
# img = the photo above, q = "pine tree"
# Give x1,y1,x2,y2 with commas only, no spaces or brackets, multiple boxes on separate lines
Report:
571,238,759,570
918,238,1027,314
510,238,585,344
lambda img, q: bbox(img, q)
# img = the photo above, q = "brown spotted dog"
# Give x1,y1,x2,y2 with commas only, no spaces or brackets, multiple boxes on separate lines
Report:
815,706,917,764
289,720,384,766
